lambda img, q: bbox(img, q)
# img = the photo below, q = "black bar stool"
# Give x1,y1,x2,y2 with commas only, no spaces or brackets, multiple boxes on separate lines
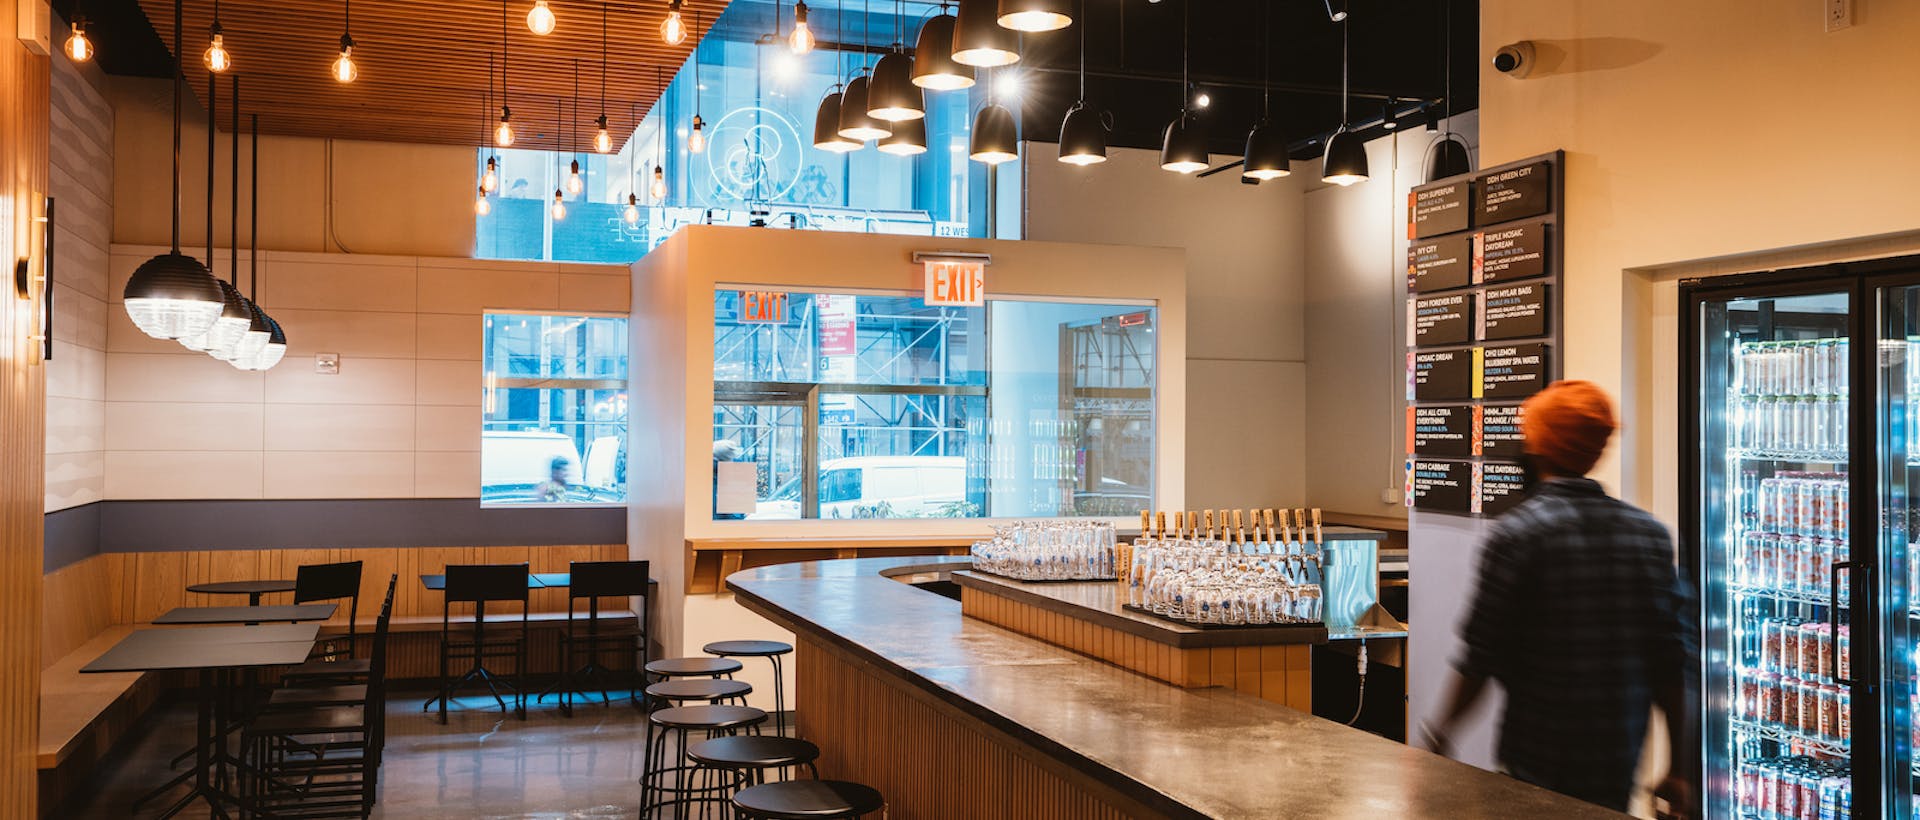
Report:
703,640,794,735
689,734,821,790
646,678,752,707
732,780,885,819
640,704,766,818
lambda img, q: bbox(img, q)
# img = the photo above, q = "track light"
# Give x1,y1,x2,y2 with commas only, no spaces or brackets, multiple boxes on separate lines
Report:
1242,120,1290,181
997,0,1071,32
911,10,973,89
813,91,861,152
205,26,231,72
878,117,927,155
1321,126,1368,186
662,0,688,44
969,103,1018,164
1322,0,1346,22
837,73,891,141
625,192,640,223
527,0,556,34
64,15,94,62
651,164,667,200
688,114,706,153
791,0,816,53
476,187,492,216
1382,99,1398,130
868,52,925,121
567,159,584,194
953,0,1019,67
1057,103,1106,165
551,189,566,219
332,35,357,82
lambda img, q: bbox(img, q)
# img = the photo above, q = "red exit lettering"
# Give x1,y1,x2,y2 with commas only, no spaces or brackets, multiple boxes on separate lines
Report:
924,261,985,307
740,291,788,323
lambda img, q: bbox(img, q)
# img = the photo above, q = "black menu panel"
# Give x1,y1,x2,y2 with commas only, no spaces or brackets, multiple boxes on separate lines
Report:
1411,460,1472,513
1412,405,1474,457
1475,161,1553,225
1409,233,1474,293
1414,350,1476,401
1413,293,1474,346
1479,283,1550,341
1478,461,1529,517
1478,404,1526,458
1481,343,1552,400
1412,182,1471,239
1475,222,1549,284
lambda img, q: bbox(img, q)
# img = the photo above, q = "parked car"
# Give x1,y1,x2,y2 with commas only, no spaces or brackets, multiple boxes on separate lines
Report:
481,430,622,503
749,455,966,519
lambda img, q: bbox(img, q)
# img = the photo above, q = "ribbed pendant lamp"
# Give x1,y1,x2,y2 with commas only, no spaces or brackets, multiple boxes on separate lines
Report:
1241,0,1288,181
911,5,973,89
1056,0,1104,166
952,0,1018,67
878,116,927,155
1158,1,1205,174
1320,9,1368,186
997,0,1070,33
125,0,224,341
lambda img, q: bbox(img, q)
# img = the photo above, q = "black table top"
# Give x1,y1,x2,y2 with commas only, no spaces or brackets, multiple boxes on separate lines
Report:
153,604,337,625
186,580,297,595
80,624,321,674
418,573,543,591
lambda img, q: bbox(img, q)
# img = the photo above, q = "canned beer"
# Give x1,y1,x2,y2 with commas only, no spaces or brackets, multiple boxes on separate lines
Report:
1759,671,1783,725
1837,626,1850,680
1781,675,1802,730
1764,620,1787,673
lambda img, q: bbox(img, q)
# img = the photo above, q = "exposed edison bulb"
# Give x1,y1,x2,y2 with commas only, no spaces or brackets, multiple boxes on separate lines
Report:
650,165,667,201
526,0,557,35
551,189,566,220
594,128,612,154
624,193,640,224
790,1,815,54
332,37,358,83
687,115,706,153
566,160,584,194
64,20,93,62
475,188,492,216
205,30,231,72
481,157,499,192
495,109,515,147
661,2,687,45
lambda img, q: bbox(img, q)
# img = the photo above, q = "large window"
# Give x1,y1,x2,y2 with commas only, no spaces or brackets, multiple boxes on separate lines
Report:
483,313,629,505
711,290,1155,520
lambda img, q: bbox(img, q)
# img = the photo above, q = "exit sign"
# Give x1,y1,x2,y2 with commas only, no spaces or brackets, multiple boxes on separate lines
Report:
739,290,789,323
923,260,986,307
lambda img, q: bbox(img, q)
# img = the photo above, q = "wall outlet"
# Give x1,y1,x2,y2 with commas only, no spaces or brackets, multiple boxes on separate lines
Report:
315,353,340,375
1825,0,1852,32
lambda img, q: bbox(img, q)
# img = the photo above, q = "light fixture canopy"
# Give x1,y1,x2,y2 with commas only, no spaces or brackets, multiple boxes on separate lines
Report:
910,12,974,89
64,15,94,62
1057,102,1107,165
837,74,892,141
878,116,927,155
867,51,925,121
1321,126,1369,186
1382,99,1398,130
997,0,1071,32
527,0,557,34
953,0,1020,67
1159,110,1207,173
969,102,1018,164
1242,120,1290,181
662,0,688,44
790,0,816,53
813,91,861,152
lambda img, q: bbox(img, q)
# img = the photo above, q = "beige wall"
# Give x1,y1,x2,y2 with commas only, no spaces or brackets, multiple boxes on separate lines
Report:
1025,145,1308,511
110,76,474,259
103,245,625,499
45,22,112,513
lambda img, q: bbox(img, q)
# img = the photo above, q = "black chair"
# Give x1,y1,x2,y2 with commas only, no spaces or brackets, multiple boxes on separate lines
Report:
732,780,885,820
431,563,531,723
551,559,650,715
282,561,367,684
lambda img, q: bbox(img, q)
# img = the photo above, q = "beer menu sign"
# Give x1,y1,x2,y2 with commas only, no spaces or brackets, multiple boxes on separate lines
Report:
1404,151,1563,518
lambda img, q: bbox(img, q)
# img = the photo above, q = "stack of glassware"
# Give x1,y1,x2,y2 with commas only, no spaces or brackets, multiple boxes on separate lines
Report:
969,520,1118,581
1124,510,1324,626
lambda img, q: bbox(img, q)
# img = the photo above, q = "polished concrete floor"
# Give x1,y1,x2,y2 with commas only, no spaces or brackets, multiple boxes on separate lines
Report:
62,689,660,819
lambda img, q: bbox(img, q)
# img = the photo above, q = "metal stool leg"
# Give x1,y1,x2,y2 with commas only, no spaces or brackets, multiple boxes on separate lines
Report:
768,655,785,737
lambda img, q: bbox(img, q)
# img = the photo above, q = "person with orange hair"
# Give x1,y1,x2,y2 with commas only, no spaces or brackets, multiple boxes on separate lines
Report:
1422,381,1698,818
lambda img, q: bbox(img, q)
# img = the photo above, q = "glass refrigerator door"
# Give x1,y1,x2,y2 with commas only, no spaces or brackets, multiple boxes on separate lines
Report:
1700,290,1854,820
1877,283,1918,820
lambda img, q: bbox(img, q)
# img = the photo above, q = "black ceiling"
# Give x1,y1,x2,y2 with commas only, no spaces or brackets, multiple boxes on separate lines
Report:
59,0,1476,163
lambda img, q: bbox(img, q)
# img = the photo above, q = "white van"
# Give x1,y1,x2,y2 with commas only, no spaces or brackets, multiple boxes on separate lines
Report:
751,455,967,519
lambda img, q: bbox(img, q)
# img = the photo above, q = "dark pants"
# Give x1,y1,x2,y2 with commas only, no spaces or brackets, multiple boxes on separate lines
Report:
1507,762,1634,813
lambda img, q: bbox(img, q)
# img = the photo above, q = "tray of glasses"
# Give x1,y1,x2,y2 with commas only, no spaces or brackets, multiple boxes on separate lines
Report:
1119,603,1323,631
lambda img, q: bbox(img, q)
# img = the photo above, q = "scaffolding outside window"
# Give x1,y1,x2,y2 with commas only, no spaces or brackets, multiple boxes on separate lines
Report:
482,312,630,505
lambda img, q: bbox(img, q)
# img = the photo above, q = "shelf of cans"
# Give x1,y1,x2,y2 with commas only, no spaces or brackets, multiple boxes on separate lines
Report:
1731,338,1850,467
1733,752,1851,820
1733,617,1852,748
1732,472,1850,601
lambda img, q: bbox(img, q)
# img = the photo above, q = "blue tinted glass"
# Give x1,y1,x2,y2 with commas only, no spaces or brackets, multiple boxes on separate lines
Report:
482,314,630,505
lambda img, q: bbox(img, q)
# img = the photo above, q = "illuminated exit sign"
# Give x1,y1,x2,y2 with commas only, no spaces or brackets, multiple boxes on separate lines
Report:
922,259,986,307
739,290,789,323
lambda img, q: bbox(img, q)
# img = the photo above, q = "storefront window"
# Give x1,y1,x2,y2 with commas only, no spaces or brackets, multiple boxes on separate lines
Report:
711,290,1155,520
482,313,630,505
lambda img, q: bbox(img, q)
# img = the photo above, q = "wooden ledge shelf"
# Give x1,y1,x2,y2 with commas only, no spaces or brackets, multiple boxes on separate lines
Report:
686,535,973,594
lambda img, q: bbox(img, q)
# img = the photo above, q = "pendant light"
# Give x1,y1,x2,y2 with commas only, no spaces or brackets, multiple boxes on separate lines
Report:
813,0,862,152
214,79,270,365
495,2,515,146
1159,1,1206,174
878,116,926,155
867,0,923,121
997,0,1070,33
204,0,231,72
688,11,707,153
482,57,501,192
1056,0,1104,165
969,68,1018,164
64,2,93,62
1423,0,1473,183
183,76,248,355
237,117,285,370
651,163,667,200
594,6,613,152
837,0,891,141
650,68,670,200
1320,8,1368,186
1241,0,1288,181
332,0,357,83
911,3,973,90
624,192,640,223
953,0,1018,67
790,0,816,53
552,98,568,220
527,0,557,34
662,0,688,45
125,0,223,341
625,102,643,223
567,61,585,193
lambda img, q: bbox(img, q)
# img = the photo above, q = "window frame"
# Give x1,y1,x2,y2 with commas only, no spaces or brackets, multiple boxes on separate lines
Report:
481,309,632,509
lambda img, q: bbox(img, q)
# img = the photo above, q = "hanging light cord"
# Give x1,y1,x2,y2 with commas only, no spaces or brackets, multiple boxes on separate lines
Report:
169,0,182,251
1076,0,1085,101
501,0,510,115
601,4,609,118
1180,0,1189,112
1340,7,1350,124
1261,0,1270,118
250,113,258,300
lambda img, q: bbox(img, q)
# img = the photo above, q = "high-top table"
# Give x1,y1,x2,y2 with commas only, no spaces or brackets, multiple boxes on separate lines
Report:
186,579,297,607
82,624,320,819
154,604,337,625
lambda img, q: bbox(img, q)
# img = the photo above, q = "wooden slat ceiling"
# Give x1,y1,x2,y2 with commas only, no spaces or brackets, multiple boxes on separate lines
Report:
133,0,731,151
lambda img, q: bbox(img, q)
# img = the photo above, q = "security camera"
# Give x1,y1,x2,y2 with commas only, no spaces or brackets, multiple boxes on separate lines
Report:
1492,41,1536,78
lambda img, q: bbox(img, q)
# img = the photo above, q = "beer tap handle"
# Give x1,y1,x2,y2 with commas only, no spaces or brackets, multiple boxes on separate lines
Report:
1311,508,1324,547
1155,511,1167,540
1203,509,1216,542
1172,511,1185,541
1140,509,1151,540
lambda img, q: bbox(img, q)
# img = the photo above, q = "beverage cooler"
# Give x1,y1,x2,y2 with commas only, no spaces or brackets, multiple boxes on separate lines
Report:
1685,258,1920,820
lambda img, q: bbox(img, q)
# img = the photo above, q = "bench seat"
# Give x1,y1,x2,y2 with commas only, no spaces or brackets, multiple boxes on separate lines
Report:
38,625,163,816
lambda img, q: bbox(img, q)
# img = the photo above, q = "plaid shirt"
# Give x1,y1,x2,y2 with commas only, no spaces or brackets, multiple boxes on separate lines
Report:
1455,477,1697,810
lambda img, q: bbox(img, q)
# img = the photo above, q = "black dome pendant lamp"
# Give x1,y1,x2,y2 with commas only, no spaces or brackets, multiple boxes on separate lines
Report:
878,116,928,155
1241,0,1288,181
1320,8,1368,186
1158,0,1206,174
813,0,862,152
952,0,1019,67
125,0,224,341
997,0,1071,33
837,0,891,141
1056,0,1105,166
969,67,1018,164
1423,0,1473,183
911,3,973,90
867,0,924,121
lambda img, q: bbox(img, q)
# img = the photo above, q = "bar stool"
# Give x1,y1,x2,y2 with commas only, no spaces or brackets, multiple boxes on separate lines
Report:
646,678,752,707
689,734,821,789
703,640,794,735
732,780,885,819
640,704,766,818
643,656,743,711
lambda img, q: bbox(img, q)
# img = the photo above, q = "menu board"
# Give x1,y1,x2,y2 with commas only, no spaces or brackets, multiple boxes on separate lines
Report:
1478,461,1529,516
1412,293,1474,346
1411,182,1471,239
1478,283,1550,341
1411,459,1472,513
1478,404,1526,458
1413,350,1476,401
1475,161,1553,225
1475,222,1549,284
1410,406,1474,457
1408,234,1473,293
1481,343,1552,400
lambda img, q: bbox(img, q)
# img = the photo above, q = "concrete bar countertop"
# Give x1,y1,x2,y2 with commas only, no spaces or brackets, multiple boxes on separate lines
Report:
728,556,1622,820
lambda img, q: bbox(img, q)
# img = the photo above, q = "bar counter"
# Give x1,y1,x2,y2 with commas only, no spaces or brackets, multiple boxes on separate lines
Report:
728,556,1621,819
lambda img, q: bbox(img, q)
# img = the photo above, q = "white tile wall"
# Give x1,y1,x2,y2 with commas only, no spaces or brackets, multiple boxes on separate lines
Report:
265,451,415,498
105,402,264,451
106,451,265,500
